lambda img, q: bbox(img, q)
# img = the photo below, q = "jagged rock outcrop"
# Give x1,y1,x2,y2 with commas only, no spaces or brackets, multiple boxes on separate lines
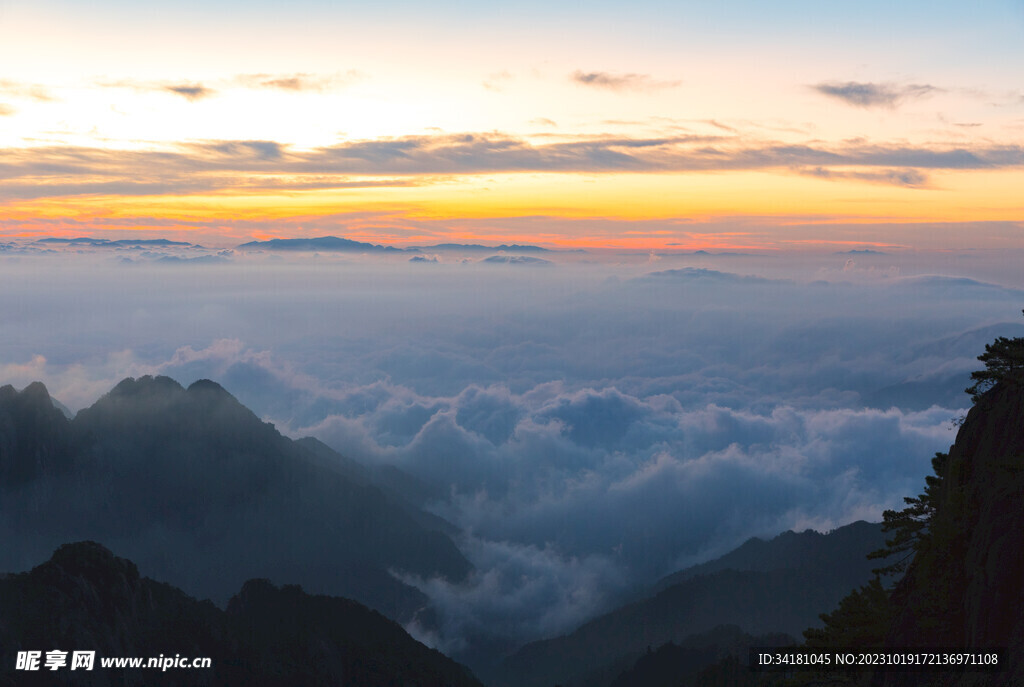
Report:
0,541,223,686
880,381,1024,686
0,542,482,687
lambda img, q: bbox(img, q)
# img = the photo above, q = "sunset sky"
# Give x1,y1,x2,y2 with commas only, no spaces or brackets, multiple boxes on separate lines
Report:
2,0,1023,250
5,1,1024,651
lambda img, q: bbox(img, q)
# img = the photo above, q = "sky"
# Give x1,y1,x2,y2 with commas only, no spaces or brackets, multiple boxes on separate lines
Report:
1,0,1023,250
2,0,1024,659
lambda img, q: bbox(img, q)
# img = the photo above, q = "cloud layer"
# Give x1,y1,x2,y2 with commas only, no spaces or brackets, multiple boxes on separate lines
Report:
4,132,1024,201
2,251,1019,650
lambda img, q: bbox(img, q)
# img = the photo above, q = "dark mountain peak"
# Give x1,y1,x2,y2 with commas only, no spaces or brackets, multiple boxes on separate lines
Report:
19,381,53,404
227,578,308,619
0,541,217,674
108,374,185,399
76,375,190,434
0,380,73,484
227,578,347,619
230,577,279,607
654,519,884,592
0,380,58,413
5,375,471,619
48,539,119,565
186,378,247,410
2,543,483,686
39,540,141,589
223,577,484,687
85,375,256,428
187,378,229,395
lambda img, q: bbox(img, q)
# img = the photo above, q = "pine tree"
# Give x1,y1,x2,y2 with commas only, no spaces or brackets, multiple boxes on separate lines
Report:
803,577,891,648
965,309,1024,402
867,452,947,578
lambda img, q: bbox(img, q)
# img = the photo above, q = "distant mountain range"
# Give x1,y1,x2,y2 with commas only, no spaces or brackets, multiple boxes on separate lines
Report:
154,254,230,264
236,236,409,252
481,255,552,265
0,541,482,687
493,520,886,687
22,235,567,256
409,243,553,253
652,519,887,592
34,237,199,247
0,376,469,621
236,236,563,254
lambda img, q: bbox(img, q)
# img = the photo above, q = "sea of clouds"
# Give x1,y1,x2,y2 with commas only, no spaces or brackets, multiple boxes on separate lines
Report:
2,243,1022,652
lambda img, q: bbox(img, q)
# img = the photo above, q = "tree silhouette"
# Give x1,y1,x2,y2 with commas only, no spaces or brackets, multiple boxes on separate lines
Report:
965,309,1024,402
804,577,891,649
867,452,947,578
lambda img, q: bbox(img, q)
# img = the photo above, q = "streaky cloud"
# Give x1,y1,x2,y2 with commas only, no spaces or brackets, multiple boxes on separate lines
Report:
0,79,55,102
571,70,680,92
797,166,930,188
98,79,215,101
236,72,355,92
3,133,1024,201
812,81,939,108
205,139,285,160
164,83,214,101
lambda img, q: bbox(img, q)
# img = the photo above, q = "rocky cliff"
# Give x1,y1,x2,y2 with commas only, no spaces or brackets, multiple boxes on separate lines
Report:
880,380,1024,686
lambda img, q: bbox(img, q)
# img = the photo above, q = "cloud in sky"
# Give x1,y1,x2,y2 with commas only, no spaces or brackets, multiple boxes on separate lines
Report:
797,166,931,188
236,72,357,91
812,81,939,108
0,104,14,116
2,133,1023,202
99,74,351,100
0,79,54,102
482,70,513,92
164,83,214,101
204,139,286,160
571,70,680,92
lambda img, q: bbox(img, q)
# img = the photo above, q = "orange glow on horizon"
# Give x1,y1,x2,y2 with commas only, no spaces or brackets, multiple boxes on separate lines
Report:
2,168,1021,251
